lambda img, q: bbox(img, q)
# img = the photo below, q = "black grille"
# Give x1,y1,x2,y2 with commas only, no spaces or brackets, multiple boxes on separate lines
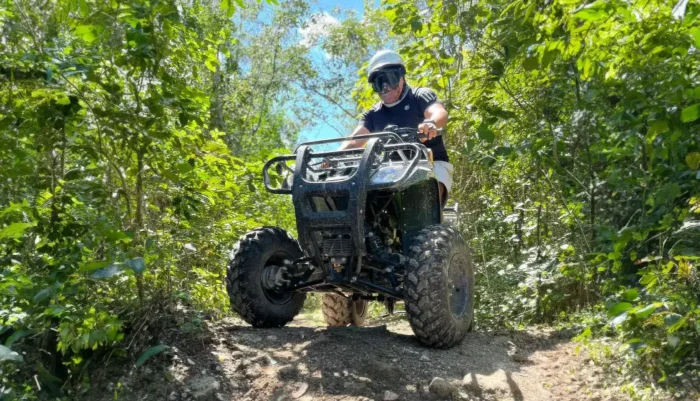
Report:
321,236,352,257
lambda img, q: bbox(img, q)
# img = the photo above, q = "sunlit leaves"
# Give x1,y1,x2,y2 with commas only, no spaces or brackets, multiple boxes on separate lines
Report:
680,104,700,122
609,302,633,317
686,152,700,170
574,1,608,21
74,25,97,43
0,222,36,240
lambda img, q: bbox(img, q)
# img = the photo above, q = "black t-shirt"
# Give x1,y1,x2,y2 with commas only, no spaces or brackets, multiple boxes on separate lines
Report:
359,85,449,162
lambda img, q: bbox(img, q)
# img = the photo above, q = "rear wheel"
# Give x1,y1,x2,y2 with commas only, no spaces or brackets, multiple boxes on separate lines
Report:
226,227,306,328
322,293,368,327
405,224,475,348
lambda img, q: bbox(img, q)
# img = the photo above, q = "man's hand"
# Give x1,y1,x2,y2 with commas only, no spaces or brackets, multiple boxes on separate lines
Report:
418,119,439,142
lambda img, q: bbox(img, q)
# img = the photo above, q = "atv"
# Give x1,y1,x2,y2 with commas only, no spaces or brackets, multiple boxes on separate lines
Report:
225,126,474,348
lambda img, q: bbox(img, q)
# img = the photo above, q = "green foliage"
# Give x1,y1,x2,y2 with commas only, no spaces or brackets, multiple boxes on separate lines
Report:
0,0,698,395
378,0,700,382
0,0,299,396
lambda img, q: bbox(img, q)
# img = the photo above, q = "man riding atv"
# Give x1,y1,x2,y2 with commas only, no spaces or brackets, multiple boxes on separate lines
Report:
340,49,453,206
225,49,474,349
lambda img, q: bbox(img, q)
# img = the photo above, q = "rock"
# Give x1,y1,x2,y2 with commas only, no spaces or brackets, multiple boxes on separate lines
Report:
244,334,262,343
342,370,349,377
454,389,471,400
291,382,309,399
366,360,402,382
462,369,511,395
187,358,196,366
333,372,341,377
279,365,299,380
169,391,178,400
244,363,262,378
383,390,399,400
348,382,368,396
429,377,455,398
419,353,430,362
188,376,220,401
510,352,530,363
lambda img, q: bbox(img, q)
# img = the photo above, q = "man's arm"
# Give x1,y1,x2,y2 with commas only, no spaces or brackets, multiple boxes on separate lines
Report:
418,103,448,141
338,124,371,150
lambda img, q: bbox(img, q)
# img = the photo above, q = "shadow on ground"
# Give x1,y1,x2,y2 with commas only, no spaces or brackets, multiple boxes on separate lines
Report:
85,311,580,401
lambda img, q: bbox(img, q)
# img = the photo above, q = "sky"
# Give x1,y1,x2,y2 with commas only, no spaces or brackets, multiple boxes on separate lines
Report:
295,0,380,146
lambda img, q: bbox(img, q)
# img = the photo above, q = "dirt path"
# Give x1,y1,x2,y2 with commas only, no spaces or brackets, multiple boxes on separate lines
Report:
92,312,642,401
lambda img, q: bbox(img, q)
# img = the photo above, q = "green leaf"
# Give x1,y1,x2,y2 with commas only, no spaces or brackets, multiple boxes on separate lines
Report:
522,56,538,71
634,302,662,319
128,257,146,275
634,303,661,319
686,152,700,170
74,25,96,43
0,222,36,240
647,120,669,139
574,3,606,21
668,315,687,333
220,0,235,18
33,285,55,303
135,345,170,366
204,59,217,73
79,261,111,272
681,104,700,122
477,124,495,143
5,329,34,348
608,302,633,316
610,312,628,326
655,183,681,205
176,162,193,174
690,27,700,48
664,313,682,327
410,19,422,33
621,288,638,301
0,344,23,362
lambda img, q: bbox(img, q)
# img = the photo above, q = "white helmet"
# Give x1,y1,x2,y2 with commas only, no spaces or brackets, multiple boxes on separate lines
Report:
367,50,405,81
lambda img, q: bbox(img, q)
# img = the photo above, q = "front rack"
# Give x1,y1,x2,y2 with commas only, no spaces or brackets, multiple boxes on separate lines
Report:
263,132,430,194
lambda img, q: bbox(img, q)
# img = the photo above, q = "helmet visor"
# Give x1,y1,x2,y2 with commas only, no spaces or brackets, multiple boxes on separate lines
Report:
370,68,403,94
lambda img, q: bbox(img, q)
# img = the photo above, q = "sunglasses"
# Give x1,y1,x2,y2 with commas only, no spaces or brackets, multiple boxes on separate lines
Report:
370,69,403,94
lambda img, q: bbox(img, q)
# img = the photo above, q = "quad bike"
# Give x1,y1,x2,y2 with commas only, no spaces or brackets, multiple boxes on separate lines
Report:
225,126,474,348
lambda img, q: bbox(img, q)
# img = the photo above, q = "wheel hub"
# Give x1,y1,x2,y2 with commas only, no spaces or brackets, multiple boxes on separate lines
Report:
447,254,468,318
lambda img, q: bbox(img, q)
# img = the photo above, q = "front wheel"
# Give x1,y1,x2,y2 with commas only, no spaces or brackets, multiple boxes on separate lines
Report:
405,224,475,348
226,227,306,328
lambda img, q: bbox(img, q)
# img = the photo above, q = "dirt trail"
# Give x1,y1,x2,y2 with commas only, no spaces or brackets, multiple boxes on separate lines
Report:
90,312,642,401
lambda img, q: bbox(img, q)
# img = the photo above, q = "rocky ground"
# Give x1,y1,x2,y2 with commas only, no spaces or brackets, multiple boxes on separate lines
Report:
83,309,683,401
